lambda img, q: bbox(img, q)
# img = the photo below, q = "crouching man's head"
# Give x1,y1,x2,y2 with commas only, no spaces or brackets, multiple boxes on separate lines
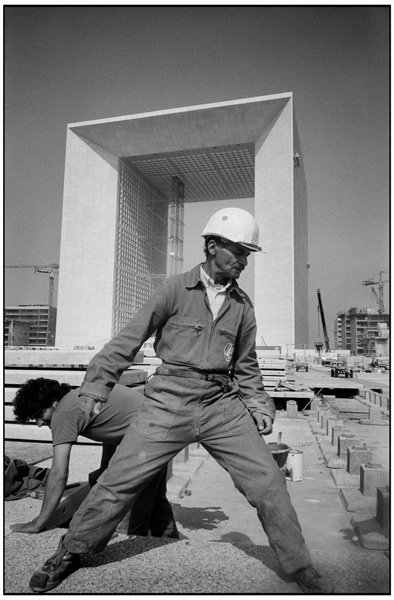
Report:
13,378,71,427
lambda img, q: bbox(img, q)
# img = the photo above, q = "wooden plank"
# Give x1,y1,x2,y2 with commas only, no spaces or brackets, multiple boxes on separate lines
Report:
5,367,148,387
270,390,314,399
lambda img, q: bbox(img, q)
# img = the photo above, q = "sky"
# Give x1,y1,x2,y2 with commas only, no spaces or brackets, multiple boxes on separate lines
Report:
4,5,390,346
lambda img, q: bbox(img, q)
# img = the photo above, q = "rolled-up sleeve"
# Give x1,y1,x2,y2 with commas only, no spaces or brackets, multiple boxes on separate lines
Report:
232,304,276,422
79,281,171,402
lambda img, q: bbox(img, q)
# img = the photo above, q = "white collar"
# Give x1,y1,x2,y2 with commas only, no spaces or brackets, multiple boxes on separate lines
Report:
200,265,231,291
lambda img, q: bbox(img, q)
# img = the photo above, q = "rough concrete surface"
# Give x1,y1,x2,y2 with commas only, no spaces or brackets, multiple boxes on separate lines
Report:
4,369,390,595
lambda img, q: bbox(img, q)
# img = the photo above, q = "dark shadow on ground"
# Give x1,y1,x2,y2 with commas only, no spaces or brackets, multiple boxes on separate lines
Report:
83,535,179,568
171,503,229,531
215,532,285,580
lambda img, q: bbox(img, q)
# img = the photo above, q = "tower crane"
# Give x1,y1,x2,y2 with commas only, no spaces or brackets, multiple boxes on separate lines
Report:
316,288,330,352
5,263,59,307
362,271,389,314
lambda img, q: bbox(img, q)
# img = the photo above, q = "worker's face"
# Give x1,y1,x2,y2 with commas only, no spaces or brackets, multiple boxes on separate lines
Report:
36,405,55,428
209,239,250,282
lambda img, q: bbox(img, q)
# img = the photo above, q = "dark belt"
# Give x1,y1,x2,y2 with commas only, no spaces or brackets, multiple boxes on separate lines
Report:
156,366,233,391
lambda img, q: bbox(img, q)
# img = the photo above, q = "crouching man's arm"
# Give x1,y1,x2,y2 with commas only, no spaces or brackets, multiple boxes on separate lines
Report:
11,443,72,533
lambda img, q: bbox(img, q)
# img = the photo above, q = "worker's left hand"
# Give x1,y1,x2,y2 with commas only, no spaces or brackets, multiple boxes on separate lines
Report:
253,412,273,435
10,519,45,534
80,395,103,418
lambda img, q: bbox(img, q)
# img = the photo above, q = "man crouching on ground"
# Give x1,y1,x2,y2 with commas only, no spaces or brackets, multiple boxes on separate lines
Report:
11,378,178,539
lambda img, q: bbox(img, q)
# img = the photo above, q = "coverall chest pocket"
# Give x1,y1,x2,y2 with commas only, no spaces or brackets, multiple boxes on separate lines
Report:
217,327,237,366
163,316,205,364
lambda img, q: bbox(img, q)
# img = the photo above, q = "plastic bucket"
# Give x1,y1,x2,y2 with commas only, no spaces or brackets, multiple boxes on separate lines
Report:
286,449,303,481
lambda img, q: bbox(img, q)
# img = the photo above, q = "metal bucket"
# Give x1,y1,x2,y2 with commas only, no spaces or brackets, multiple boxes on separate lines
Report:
268,432,290,468
286,449,303,481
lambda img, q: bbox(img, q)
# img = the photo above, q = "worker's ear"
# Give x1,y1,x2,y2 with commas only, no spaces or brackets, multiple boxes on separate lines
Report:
207,239,217,256
52,401,58,409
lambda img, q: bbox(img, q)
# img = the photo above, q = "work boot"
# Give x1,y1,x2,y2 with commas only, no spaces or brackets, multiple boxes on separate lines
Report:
294,565,335,594
29,538,81,593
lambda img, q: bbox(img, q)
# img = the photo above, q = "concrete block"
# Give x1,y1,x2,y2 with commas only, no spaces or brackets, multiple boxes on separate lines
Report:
351,515,389,550
327,456,346,469
337,434,361,459
380,396,389,410
320,412,332,433
317,406,328,423
332,425,351,447
326,417,339,438
331,469,358,487
340,488,377,514
174,447,190,464
360,463,389,497
310,397,321,411
368,407,383,424
286,400,298,418
323,394,336,407
376,486,390,529
347,445,373,475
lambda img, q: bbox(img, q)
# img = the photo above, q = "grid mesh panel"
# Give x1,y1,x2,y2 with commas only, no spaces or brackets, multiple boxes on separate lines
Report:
114,163,167,334
124,144,254,201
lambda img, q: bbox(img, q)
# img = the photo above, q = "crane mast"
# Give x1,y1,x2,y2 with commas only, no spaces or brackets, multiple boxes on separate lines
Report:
317,288,330,352
362,270,389,314
5,263,59,307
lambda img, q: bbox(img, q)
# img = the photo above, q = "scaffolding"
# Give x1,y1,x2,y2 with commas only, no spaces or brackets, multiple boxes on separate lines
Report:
167,176,184,277
113,164,184,334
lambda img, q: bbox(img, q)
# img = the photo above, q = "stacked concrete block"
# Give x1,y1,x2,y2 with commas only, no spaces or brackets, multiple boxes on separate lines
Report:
332,425,351,448
323,395,336,407
286,400,298,418
317,406,328,425
347,445,373,475
376,486,390,530
320,411,332,432
368,407,383,424
360,463,389,497
310,396,322,411
327,417,341,439
337,434,361,459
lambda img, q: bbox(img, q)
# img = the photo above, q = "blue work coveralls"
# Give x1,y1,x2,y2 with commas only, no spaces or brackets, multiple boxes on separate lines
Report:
63,264,311,575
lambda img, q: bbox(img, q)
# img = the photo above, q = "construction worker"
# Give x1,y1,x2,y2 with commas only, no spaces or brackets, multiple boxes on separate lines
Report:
11,378,178,539
29,207,334,594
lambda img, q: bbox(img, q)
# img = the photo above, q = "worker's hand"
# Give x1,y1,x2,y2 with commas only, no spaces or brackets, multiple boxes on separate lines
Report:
80,395,103,418
253,412,273,436
10,518,45,534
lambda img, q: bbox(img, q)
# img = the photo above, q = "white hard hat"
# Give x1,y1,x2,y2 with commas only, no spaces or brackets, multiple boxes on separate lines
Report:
201,207,262,252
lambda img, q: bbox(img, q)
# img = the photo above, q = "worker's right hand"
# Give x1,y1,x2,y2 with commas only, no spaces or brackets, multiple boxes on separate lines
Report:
10,518,45,534
80,395,103,418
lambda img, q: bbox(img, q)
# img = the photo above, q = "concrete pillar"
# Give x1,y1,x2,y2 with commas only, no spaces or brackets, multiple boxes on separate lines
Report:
360,463,389,497
376,486,390,530
368,406,383,424
380,396,389,411
321,412,332,433
286,400,298,418
332,425,351,448
323,394,336,407
310,396,322,411
337,434,361,459
174,446,190,464
327,417,340,439
347,445,373,475
317,406,328,424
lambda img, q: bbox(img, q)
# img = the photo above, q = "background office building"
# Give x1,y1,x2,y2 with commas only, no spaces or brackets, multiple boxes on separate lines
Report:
4,305,57,347
334,308,390,356
56,93,309,351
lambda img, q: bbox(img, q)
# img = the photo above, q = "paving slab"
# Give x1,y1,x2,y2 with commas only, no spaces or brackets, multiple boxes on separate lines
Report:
330,470,359,488
351,515,390,551
339,488,377,514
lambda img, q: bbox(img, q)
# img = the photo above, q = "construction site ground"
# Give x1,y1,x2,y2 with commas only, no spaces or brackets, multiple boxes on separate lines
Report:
4,365,390,594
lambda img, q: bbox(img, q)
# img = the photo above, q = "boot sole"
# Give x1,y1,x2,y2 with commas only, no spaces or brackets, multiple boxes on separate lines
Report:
29,562,80,593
